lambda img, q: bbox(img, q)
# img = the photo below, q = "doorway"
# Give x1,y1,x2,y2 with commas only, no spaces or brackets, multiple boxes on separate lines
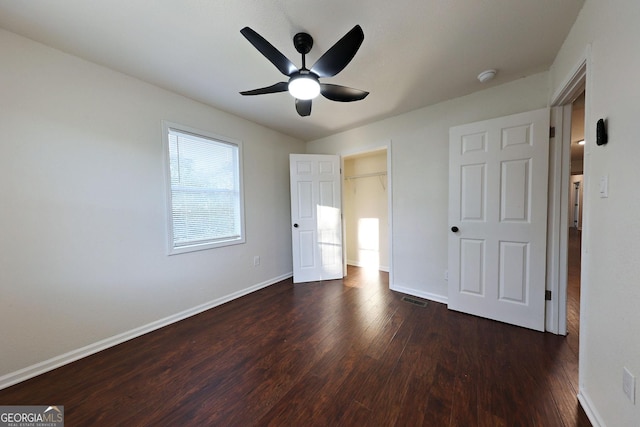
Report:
566,92,585,347
547,58,587,336
343,149,390,274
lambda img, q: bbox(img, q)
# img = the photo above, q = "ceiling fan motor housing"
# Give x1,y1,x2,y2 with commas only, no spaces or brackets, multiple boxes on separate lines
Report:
293,32,313,55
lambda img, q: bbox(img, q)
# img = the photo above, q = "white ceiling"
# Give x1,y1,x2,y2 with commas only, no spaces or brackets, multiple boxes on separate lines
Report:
0,0,584,141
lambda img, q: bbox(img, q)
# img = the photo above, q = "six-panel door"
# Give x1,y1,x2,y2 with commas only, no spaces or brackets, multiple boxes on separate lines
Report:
290,154,343,283
448,109,549,331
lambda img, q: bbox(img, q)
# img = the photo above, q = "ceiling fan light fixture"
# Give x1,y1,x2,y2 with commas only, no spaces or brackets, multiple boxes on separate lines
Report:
288,73,320,100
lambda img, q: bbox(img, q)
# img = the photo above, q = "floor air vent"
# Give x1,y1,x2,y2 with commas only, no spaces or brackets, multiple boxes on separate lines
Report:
401,296,427,307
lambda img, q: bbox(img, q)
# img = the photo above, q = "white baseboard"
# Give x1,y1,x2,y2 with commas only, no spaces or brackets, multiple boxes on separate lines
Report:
0,272,292,391
578,390,604,427
390,284,448,305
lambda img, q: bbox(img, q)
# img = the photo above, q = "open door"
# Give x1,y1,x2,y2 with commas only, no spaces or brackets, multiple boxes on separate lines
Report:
290,154,343,283
448,108,550,331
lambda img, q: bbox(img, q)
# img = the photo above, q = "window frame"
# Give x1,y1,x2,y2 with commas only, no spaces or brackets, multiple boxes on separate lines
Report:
162,121,246,255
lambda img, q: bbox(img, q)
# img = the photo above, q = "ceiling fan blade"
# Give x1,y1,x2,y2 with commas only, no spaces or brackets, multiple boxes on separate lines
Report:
295,99,312,116
320,83,369,102
310,25,364,78
240,27,298,76
240,82,288,96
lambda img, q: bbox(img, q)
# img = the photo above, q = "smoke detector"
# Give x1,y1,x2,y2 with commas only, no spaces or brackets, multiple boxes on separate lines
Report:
477,69,497,83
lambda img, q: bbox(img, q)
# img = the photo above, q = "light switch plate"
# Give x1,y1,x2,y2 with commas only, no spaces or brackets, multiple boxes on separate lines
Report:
623,367,636,404
599,175,609,198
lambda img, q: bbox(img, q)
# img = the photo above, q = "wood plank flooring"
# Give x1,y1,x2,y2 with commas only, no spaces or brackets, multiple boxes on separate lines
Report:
0,238,590,426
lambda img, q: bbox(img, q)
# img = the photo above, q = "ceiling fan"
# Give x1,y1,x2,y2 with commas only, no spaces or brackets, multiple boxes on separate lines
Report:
239,25,369,117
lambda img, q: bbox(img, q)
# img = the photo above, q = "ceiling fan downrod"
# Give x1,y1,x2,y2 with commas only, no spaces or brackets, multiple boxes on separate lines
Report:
293,32,313,69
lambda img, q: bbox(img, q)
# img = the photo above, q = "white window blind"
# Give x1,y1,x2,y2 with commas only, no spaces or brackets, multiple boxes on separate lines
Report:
164,123,244,254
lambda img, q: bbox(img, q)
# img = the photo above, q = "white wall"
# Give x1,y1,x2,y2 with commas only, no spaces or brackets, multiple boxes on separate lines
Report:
550,1,640,425
0,29,304,384
344,151,389,270
572,158,585,175
307,72,549,302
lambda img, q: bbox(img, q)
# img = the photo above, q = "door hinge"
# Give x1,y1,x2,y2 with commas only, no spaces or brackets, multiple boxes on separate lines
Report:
549,127,556,138
545,290,552,301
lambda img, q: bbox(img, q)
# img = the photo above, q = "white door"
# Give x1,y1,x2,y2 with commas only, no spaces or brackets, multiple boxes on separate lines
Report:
290,154,343,283
448,108,549,331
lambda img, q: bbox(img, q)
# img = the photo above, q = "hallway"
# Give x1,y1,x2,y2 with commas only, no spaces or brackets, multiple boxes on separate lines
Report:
566,227,582,359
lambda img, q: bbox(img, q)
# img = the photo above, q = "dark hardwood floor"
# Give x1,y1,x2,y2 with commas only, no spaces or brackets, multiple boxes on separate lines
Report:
0,238,590,426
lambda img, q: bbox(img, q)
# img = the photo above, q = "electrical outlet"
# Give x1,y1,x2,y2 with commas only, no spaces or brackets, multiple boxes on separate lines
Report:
253,256,260,267
623,367,636,404
444,270,449,281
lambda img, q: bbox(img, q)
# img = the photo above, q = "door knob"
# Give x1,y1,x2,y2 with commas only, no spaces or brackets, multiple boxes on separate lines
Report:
293,223,299,228
451,226,459,232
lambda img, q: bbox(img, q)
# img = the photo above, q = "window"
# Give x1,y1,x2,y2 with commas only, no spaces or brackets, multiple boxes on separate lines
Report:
163,122,245,254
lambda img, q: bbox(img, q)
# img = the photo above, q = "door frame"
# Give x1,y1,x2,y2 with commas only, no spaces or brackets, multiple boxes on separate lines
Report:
547,52,589,335
338,140,393,284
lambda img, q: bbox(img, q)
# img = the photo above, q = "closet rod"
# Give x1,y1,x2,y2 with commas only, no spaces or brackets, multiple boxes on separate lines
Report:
344,171,387,180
